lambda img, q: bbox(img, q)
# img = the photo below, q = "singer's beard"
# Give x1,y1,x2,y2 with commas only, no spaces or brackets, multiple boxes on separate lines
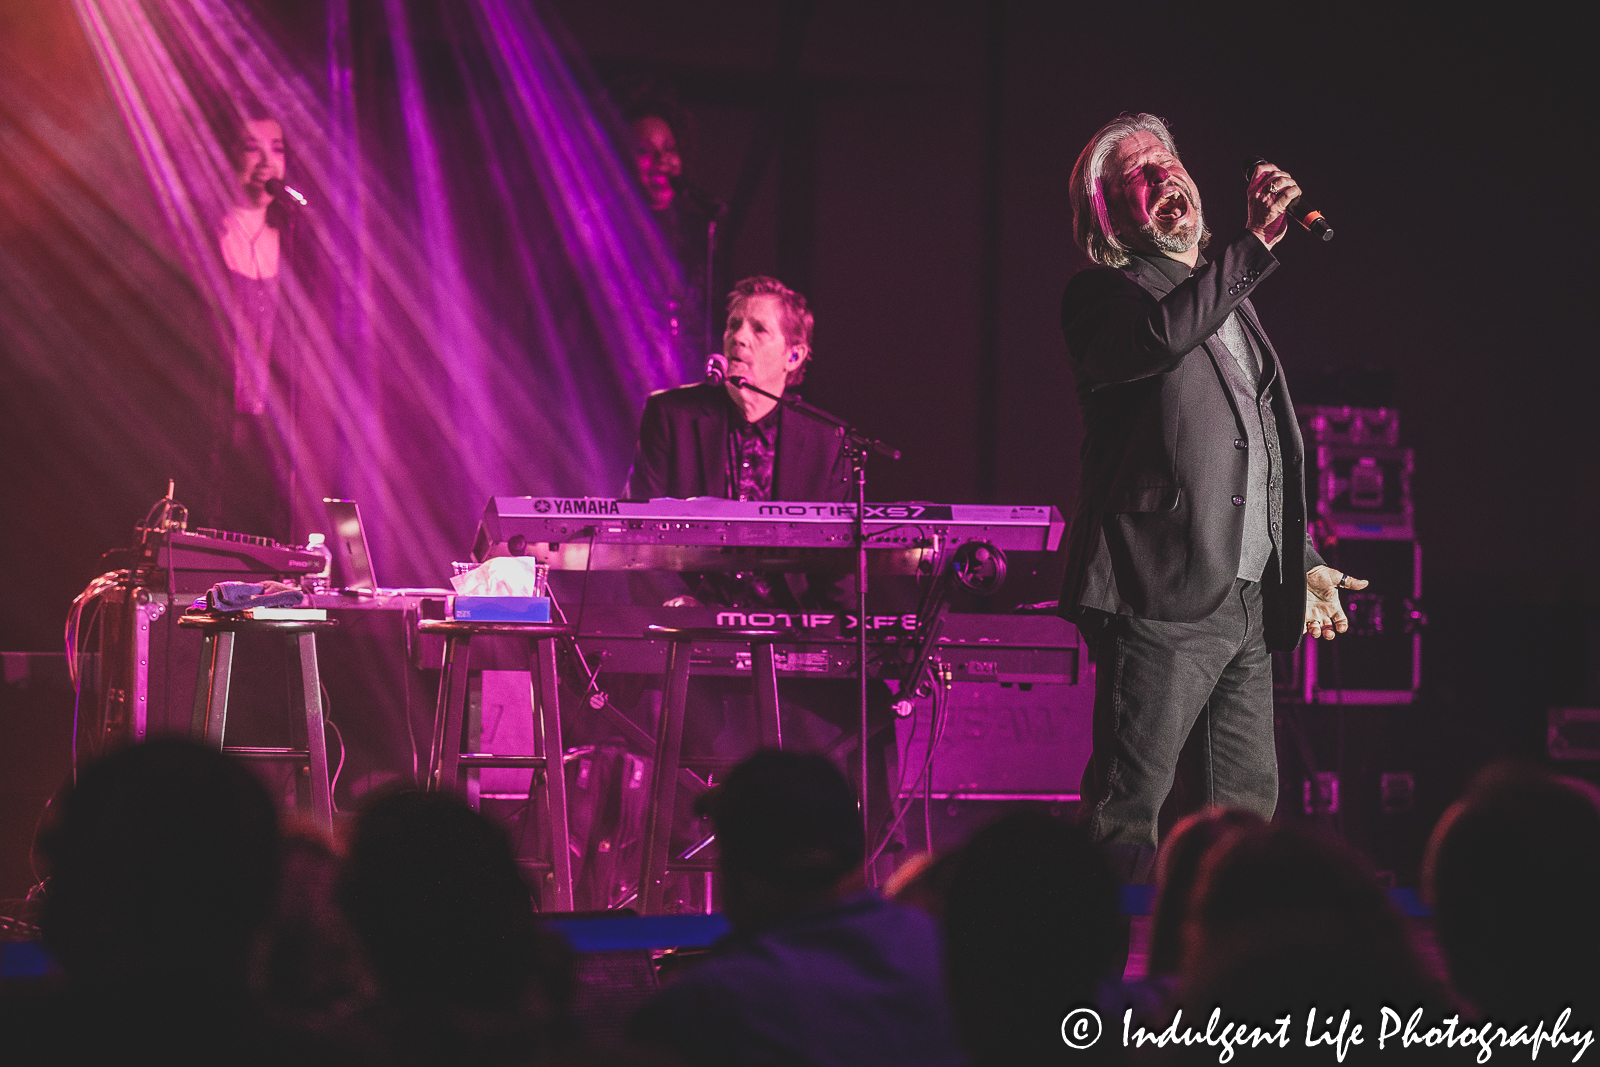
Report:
1141,209,1209,256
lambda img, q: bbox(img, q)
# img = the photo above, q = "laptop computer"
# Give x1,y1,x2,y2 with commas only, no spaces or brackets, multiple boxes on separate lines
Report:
322,498,454,596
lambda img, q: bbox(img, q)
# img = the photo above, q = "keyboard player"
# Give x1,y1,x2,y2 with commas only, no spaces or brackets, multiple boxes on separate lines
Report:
624,274,851,610
619,275,899,879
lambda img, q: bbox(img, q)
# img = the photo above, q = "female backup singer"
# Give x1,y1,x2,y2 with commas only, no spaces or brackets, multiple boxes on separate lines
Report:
206,115,295,543
614,77,723,382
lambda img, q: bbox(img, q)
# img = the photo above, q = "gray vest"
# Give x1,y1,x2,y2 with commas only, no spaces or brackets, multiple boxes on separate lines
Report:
1213,311,1283,582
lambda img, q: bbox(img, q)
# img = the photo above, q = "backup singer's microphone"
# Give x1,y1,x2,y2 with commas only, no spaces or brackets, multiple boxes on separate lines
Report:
705,352,729,385
671,176,728,220
264,177,308,208
1243,158,1332,241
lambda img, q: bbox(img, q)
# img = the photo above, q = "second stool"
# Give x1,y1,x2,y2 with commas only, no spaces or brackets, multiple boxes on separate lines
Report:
421,619,575,912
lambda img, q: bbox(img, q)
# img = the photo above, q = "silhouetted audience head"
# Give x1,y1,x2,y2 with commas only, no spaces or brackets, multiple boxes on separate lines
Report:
699,750,865,927
1180,823,1440,1047
340,790,568,1009
40,737,279,995
1146,807,1266,978
631,750,963,1067
1425,760,1600,1020
0,741,355,1064
260,828,372,1025
942,812,1122,1065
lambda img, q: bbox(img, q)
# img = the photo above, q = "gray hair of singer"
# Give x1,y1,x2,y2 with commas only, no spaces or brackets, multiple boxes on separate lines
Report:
1069,112,1180,269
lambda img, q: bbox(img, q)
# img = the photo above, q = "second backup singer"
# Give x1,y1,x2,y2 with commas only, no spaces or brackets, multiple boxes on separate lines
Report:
625,275,852,609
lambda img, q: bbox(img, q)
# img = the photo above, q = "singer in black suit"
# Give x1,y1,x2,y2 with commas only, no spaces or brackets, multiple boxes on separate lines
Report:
625,275,851,609
1059,114,1367,881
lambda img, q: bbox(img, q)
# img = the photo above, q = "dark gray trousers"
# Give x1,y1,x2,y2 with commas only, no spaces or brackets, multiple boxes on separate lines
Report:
1078,578,1278,882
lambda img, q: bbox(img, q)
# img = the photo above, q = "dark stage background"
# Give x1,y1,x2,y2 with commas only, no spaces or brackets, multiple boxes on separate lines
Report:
2,0,1596,839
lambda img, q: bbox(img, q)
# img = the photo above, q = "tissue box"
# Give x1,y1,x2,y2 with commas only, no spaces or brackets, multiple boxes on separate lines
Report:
451,596,552,623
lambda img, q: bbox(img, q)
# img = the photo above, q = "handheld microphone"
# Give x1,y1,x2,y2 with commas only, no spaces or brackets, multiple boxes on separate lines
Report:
705,353,729,385
1244,158,1331,241
264,177,308,208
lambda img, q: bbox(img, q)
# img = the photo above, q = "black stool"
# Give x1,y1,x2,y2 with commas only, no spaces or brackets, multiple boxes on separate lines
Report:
181,613,338,834
637,625,791,914
420,619,575,912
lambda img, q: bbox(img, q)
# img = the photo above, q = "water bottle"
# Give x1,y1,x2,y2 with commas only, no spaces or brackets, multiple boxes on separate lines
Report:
304,532,333,593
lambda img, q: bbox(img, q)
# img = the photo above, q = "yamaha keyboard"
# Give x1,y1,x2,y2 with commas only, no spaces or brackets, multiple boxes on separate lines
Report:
563,605,1081,686
472,497,1065,573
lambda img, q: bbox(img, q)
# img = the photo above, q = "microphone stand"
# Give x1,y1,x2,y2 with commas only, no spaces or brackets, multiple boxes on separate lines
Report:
727,375,900,876
703,210,722,365
669,179,727,362
280,193,301,543
265,178,309,541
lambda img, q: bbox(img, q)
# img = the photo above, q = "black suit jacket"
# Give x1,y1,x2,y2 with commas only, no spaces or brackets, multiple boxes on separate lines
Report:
1058,232,1322,652
624,382,852,503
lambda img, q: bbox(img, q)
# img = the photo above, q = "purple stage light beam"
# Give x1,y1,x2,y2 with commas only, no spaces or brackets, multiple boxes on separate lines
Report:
67,0,678,584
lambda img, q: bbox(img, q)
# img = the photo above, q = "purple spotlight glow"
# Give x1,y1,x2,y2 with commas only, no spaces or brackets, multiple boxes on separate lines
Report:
57,0,686,584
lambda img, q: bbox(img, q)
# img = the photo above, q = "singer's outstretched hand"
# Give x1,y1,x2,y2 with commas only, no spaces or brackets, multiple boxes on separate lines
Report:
1304,565,1369,641
1247,162,1301,249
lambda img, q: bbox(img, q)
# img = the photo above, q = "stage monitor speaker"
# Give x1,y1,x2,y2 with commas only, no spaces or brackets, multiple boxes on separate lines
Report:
894,676,1093,800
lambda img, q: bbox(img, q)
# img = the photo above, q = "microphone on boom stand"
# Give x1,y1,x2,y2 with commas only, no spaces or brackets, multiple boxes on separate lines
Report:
264,177,309,208
705,351,903,870
705,353,729,385
671,176,728,220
